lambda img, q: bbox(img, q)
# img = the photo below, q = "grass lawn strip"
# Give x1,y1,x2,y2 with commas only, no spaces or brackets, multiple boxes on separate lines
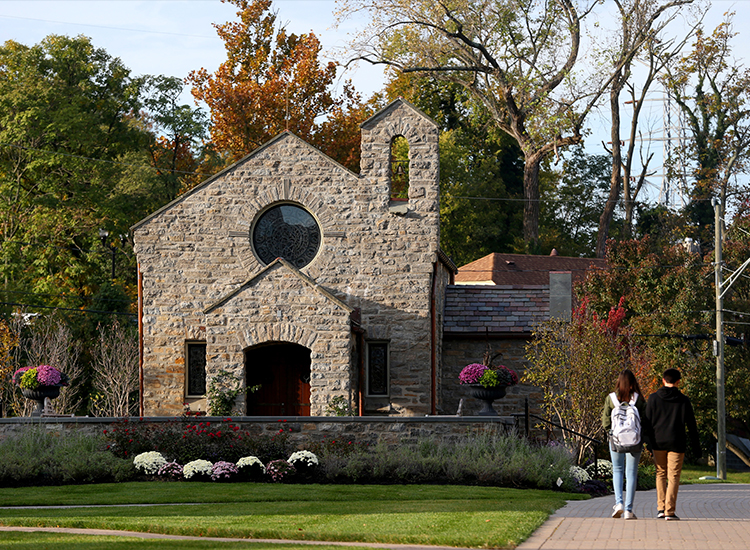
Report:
0,531,374,550
0,483,568,506
0,484,585,549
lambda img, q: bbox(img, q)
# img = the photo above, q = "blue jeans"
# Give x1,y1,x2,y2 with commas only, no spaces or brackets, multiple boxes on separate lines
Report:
610,447,641,511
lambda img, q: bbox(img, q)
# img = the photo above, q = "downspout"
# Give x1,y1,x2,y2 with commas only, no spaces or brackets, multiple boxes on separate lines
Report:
430,262,438,416
138,265,144,417
350,308,365,416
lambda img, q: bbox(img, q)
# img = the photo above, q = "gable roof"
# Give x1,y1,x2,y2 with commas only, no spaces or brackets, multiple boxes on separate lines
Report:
359,97,439,130
131,131,358,233
204,257,353,315
455,252,606,286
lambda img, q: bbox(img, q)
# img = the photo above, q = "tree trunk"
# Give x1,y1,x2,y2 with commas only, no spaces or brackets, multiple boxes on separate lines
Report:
523,153,542,247
596,84,624,258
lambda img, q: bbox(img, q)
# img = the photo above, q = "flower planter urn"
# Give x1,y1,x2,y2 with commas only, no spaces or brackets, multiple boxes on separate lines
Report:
469,385,507,416
21,386,61,417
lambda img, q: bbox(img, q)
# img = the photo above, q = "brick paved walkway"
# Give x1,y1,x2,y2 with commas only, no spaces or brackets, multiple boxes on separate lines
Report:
517,484,750,550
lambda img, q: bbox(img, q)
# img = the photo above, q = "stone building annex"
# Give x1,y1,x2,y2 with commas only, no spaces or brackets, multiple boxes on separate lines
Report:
133,99,600,418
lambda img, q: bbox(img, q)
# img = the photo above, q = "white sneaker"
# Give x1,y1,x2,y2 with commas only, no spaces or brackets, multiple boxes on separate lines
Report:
624,511,637,520
612,503,624,518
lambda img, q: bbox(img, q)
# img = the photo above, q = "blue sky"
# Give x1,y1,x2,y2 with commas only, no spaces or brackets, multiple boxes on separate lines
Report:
0,0,386,96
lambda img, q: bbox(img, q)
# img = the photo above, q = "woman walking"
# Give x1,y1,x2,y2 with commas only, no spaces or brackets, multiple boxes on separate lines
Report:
602,369,647,519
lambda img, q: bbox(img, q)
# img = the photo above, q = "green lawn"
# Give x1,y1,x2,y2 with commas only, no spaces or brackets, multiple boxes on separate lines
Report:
0,483,586,549
680,465,750,484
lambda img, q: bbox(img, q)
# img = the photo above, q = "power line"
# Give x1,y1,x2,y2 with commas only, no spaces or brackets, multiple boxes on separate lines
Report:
0,301,135,317
1,142,200,176
1,289,132,305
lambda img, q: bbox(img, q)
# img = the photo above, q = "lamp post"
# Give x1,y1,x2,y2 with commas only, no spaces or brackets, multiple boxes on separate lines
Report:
99,229,128,280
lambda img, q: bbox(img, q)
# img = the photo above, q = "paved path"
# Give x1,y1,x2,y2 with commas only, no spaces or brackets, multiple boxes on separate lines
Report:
518,484,750,550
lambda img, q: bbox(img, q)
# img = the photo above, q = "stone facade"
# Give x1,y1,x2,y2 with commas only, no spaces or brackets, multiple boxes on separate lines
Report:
133,99,454,417
441,285,550,417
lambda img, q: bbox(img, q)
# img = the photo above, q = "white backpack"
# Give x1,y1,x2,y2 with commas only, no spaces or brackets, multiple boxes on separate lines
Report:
609,392,641,452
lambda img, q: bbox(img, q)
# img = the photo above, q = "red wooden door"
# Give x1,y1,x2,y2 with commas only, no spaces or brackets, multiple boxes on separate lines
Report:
245,343,311,416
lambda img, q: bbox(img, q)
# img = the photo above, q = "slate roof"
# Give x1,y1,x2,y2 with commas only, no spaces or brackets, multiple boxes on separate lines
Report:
445,252,607,336
443,284,549,336
454,252,606,286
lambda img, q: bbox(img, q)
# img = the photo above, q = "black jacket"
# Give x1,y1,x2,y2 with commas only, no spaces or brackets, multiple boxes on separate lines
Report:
645,386,700,455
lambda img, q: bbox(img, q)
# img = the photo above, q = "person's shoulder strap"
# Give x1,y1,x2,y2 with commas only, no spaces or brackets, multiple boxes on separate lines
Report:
629,392,639,406
609,392,620,407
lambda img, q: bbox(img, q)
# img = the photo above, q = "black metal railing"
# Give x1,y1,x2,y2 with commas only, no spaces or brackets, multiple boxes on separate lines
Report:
511,397,602,479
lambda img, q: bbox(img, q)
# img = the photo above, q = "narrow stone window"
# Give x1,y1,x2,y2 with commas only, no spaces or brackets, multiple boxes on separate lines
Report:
366,341,389,396
390,136,410,200
186,342,207,397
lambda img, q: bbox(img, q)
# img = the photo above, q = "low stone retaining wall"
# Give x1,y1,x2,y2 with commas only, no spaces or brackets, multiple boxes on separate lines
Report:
0,415,519,449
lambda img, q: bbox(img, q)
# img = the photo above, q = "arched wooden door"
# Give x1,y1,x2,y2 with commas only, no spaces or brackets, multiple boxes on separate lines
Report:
245,343,311,416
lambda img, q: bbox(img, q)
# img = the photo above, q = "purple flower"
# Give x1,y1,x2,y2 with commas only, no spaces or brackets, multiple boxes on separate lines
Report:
211,461,239,480
459,363,488,384
36,365,62,386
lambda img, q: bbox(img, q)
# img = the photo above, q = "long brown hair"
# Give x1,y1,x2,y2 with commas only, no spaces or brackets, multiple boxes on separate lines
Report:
615,369,642,402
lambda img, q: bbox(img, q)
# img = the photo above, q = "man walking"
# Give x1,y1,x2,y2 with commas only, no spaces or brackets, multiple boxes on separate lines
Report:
645,368,701,520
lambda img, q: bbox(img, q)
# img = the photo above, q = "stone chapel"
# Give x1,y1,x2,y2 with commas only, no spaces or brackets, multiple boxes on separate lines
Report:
132,99,457,417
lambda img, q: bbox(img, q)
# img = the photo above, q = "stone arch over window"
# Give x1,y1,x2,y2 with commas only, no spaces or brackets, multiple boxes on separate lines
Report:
390,135,410,200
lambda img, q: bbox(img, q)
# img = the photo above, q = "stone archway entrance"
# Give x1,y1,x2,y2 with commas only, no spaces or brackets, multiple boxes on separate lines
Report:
245,342,311,416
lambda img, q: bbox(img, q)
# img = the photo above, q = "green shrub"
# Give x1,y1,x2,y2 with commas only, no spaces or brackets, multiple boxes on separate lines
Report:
638,463,656,490
104,418,292,464
315,429,575,490
0,427,134,486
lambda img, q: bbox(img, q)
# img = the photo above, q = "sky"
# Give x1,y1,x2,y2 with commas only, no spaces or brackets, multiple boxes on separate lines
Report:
0,0,387,96
0,0,747,208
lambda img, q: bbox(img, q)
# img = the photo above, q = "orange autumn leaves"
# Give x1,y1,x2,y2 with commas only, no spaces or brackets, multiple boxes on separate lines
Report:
188,0,376,172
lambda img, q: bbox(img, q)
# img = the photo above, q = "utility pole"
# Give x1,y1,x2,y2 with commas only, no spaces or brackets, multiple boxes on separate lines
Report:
714,198,727,480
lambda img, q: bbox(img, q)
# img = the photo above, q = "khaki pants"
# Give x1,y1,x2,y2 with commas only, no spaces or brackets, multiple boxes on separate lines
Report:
654,450,684,516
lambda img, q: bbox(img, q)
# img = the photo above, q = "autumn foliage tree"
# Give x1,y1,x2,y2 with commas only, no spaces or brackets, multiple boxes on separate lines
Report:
579,236,750,443
525,297,649,464
188,0,376,172
662,14,750,244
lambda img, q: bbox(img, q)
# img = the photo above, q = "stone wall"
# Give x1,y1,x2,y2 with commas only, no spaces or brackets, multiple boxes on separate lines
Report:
0,416,517,450
441,336,544,418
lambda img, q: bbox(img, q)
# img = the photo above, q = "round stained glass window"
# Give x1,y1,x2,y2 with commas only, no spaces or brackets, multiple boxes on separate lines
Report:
252,204,321,268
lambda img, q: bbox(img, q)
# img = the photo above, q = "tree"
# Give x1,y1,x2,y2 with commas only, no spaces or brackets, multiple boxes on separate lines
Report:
343,0,603,248
525,297,648,464
593,0,695,256
90,320,139,417
0,35,150,309
386,73,525,263
579,236,750,445
188,0,375,172
540,148,613,257
0,317,19,415
662,14,750,245
141,75,209,202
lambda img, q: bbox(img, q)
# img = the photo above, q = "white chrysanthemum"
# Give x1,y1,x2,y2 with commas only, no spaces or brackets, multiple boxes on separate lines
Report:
133,451,167,475
569,465,591,484
237,456,266,473
585,459,613,479
288,450,319,467
183,459,213,479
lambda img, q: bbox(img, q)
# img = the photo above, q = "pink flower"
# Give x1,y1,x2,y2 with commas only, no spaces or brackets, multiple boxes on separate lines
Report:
459,363,488,384
36,365,62,386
